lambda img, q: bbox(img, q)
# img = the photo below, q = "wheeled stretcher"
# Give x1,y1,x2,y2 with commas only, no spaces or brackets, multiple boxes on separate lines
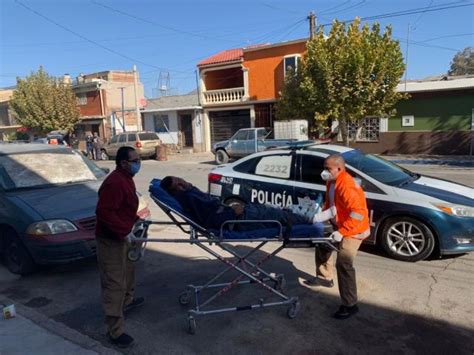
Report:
128,179,337,334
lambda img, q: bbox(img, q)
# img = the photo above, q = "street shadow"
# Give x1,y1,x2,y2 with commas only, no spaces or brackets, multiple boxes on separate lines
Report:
1,241,473,355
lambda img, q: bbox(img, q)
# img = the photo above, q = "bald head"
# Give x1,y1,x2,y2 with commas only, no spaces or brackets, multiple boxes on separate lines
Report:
324,154,346,180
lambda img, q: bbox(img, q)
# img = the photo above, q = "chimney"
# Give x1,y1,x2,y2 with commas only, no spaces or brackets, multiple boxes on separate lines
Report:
63,74,72,85
76,73,85,84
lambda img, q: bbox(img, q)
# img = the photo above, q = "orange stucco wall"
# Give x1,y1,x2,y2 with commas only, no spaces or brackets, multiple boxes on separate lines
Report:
244,41,306,101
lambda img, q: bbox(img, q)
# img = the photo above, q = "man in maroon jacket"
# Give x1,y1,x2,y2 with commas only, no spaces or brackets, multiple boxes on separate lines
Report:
96,146,143,348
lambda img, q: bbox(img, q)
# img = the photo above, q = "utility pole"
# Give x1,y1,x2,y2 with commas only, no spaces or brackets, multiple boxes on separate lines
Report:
133,64,142,131
308,11,316,40
404,23,410,91
119,86,126,133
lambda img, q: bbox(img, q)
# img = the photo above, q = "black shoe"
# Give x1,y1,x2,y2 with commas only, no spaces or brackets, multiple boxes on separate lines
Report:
333,305,359,319
108,332,134,348
124,297,145,313
304,277,334,288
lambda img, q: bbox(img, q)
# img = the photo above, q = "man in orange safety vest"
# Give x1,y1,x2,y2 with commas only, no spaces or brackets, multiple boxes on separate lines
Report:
305,154,370,319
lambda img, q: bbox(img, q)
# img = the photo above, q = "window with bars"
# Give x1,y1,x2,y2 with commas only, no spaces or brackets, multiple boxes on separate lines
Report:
341,117,380,142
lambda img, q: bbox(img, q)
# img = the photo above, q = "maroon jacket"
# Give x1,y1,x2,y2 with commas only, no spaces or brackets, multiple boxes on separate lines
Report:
95,168,139,240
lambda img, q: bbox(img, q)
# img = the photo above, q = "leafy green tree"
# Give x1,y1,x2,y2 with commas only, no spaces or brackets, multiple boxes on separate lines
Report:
276,19,406,145
10,67,80,136
448,47,473,76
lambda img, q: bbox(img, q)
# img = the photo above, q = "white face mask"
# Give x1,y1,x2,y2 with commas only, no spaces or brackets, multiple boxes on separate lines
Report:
321,169,334,181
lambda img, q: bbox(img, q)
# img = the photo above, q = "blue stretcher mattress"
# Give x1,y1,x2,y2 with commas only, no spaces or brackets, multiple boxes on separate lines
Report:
149,179,324,239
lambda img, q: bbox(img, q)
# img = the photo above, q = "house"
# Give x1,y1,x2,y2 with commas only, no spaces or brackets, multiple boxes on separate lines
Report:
348,75,474,155
141,93,204,152
0,87,22,140
197,39,307,151
72,70,145,150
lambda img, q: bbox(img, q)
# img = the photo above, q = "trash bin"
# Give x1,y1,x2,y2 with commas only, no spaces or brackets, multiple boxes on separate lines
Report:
155,144,167,161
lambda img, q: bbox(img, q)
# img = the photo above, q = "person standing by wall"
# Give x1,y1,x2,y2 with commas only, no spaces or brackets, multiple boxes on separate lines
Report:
86,133,94,159
305,154,370,320
93,132,103,160
95,146,144,348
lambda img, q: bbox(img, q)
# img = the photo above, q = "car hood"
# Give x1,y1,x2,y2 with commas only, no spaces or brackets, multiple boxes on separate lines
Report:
400,176,474,207
11,180,101,221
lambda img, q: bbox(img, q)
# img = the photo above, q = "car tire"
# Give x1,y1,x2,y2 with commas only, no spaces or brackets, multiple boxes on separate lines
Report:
1,228,35,275
380,217,436,262
101,150,109,161
215,150,229,165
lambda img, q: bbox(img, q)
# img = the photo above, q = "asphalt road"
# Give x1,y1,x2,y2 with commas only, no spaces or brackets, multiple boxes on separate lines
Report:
1,154,473,354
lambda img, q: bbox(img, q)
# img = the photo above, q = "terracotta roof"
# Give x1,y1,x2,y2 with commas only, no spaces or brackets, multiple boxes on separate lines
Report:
198,48,243,67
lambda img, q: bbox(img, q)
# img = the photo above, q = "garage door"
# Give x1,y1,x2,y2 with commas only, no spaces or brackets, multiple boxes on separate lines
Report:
210,109,251,144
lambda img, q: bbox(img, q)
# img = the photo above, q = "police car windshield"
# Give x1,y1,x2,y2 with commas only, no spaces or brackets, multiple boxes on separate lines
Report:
342,150,415,186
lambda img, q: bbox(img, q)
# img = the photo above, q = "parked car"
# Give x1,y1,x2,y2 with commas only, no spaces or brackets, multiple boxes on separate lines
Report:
102,131,161,160
0,143,150,275
211,128,300,164
208,144,474,262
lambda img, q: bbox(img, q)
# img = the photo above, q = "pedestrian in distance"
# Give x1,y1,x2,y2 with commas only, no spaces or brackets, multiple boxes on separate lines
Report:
69,133,79,150
93,132,103,160
86,133,94,159
95,146,144,348
305,154,370,320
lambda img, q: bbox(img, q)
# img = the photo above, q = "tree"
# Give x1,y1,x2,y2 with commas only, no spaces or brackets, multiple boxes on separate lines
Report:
448,47,473,76
276,19,406,145
10,67,80,136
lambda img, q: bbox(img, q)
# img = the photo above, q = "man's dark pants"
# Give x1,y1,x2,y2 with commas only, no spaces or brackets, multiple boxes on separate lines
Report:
97,236,136,338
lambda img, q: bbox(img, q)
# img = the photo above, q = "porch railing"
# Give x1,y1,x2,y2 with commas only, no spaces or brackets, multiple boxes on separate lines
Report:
203,87,246,104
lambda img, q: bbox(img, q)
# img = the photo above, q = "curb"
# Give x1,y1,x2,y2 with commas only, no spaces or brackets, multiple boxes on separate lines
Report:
0,295,119,355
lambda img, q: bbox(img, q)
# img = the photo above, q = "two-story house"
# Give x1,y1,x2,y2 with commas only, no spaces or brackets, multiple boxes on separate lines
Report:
197,39,307,151
72,70,145,150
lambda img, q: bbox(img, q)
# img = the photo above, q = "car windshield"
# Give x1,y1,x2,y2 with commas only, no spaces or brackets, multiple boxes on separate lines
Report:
0,150,106,190
343,150,417,186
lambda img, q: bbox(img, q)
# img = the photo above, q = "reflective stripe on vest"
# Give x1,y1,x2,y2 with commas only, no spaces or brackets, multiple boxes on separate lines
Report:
350,211,363,221
329,183,336,224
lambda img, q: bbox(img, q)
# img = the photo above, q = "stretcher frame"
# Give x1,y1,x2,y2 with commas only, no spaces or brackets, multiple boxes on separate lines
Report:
129,194,337,334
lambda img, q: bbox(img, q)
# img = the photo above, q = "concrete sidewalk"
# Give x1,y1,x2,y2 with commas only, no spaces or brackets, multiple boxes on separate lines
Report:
0,297,118,355
382,154,474,167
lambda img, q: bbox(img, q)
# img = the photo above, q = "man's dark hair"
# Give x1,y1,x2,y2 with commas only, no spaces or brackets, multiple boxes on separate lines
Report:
160,176,173,192
116,146,136,166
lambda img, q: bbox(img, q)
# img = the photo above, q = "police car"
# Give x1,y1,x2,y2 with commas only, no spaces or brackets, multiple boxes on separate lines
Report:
208,144,474,262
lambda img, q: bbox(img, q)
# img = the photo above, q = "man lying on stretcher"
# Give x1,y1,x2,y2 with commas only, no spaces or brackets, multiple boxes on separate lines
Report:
160,176,337,236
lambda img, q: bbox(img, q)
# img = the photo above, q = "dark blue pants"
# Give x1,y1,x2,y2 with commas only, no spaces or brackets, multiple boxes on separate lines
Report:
237,204,309,231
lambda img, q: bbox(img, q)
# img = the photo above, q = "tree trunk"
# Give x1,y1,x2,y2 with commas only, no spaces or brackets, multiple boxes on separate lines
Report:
339,118,350,146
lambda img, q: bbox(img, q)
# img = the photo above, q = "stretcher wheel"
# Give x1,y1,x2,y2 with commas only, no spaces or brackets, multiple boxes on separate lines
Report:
275,274,287,292
287,300,301,319
187,316,196,335
127,248,141,262
179,291,191,305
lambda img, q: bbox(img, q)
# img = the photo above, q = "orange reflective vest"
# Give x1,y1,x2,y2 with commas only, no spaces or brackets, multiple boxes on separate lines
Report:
324,171,370,239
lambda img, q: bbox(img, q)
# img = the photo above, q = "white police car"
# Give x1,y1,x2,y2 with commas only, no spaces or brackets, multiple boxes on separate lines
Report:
208,144,474,262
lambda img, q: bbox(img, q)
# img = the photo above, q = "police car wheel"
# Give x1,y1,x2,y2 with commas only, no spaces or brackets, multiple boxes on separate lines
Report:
380,217,435,262
215,150,229,164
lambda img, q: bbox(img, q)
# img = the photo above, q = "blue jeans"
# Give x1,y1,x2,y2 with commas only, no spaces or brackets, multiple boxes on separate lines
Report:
237,204,309,231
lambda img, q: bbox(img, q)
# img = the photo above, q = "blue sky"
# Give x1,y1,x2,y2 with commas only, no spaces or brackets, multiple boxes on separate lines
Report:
1,0,473,97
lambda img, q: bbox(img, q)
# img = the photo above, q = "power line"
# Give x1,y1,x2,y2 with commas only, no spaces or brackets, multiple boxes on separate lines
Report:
320,1,474,26
91,0,236,42
13,0,190,74
411,0,434,30
321,0,368,16
414,32,474,44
